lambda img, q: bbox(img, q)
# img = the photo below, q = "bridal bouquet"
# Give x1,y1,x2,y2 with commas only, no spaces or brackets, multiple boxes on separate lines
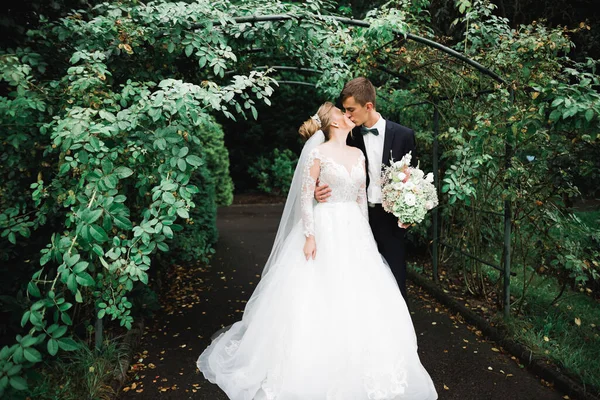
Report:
380,151,438,227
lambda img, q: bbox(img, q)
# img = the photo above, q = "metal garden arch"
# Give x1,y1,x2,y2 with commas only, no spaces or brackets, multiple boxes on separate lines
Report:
211,13,515,317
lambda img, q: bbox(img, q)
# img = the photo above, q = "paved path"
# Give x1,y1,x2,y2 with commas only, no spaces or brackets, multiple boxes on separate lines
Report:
119,204,566,400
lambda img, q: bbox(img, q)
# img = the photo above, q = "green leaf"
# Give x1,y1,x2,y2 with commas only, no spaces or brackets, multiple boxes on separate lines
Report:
20,335,37,348
67,273,77,293
47,339,59,356
57,337,79,351
186,185,199,194
114,166,134,179
75,290,83,303
186,155,203,167
99,110,116,122
76,272,95,287
27,282,41,298
113,215,132,230
178,147,189,157
549,109,562,122
7,363,22,377
176,208,189,219
90,225,109,242
9,376,27,391
585,109,594,122
177,158,187,172
101,158,114,175
154,137,167,150
64,253,80,267
73,261,89,274
23,347,42,363
0,345,12,360
92,244,104,257
40,252,51,266
162,225,173,239
53,325,68,339
162,192,176,204
21,311,31,328
29,311,42,327
83,209,103,224
139,271,149,285
12,346,23,363
61,312,73,326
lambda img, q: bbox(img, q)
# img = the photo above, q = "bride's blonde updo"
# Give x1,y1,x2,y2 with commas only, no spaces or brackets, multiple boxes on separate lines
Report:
298,102,335,141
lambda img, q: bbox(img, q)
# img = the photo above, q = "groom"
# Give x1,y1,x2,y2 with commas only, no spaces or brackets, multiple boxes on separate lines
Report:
315,77,416,301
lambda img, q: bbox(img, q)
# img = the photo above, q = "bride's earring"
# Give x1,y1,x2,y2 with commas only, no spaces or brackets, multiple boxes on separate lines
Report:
331,122,339,128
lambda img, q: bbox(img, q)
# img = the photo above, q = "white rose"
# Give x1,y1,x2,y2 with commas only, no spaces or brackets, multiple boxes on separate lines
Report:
425,201,433,210
404,182,415,191
425,172,434,183
397,172,406,181
404,192,417,206
412,169,424,180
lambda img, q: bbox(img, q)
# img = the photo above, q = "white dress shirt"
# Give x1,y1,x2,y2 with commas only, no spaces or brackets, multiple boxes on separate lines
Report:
362,114,386,204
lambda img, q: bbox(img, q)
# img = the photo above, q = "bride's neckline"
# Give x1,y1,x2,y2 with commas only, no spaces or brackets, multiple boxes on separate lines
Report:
314,147,363,177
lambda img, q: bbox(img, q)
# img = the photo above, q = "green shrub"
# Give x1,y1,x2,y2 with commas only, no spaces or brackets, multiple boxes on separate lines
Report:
249,148,298,196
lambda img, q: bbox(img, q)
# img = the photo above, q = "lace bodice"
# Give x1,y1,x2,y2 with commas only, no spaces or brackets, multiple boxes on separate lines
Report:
301,147,368,237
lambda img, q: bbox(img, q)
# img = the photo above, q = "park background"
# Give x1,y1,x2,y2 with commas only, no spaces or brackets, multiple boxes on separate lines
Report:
0,0,599,398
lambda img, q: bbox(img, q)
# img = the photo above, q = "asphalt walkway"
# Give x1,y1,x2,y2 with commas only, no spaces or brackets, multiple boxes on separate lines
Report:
118,204,566,400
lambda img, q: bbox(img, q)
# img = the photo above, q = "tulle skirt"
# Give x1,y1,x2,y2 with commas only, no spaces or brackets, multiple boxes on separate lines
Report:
197,201,438,400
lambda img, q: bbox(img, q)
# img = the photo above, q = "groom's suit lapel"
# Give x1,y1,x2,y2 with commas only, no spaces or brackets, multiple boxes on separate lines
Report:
382,120,395,167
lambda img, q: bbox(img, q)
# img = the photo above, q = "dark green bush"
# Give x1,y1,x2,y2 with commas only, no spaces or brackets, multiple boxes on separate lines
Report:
249,148,298,196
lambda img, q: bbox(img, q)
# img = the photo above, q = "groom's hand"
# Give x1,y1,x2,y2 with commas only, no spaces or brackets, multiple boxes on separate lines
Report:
314,178,331,203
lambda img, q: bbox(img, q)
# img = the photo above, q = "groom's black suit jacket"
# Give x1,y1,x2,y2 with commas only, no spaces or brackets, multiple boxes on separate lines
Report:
347,120,416,300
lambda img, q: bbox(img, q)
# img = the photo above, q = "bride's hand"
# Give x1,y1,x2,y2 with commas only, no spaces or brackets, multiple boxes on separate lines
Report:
303,236,316,260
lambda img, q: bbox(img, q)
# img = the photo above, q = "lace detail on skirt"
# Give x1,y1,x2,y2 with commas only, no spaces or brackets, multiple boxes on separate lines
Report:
257,366,283,400
363,359,409,399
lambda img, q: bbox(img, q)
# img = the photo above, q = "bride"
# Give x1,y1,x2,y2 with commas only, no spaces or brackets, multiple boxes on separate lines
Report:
197,102,438,400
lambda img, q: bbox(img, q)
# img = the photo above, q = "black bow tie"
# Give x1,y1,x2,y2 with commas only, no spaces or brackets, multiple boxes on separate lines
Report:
360,126,379,136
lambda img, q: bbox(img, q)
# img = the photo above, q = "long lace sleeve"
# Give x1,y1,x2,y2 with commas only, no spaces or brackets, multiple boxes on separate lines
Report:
356,154,368,221
301,148,321,237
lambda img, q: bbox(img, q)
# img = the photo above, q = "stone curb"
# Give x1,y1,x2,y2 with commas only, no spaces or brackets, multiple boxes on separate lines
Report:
110,319,145,398
408,270,600,400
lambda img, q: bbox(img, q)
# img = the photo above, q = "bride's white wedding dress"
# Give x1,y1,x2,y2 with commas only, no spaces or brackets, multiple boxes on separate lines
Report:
197,146,438,400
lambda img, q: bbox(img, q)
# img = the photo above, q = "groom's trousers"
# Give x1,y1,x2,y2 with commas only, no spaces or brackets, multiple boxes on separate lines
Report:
368,204,408,301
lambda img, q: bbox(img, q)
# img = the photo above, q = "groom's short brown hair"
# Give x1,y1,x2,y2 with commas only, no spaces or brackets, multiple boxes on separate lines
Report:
341,77,376,108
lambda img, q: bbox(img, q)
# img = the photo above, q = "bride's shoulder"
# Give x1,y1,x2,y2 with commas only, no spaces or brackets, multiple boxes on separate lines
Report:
311,143,329,156
307,145,325,160
350,147,365,159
